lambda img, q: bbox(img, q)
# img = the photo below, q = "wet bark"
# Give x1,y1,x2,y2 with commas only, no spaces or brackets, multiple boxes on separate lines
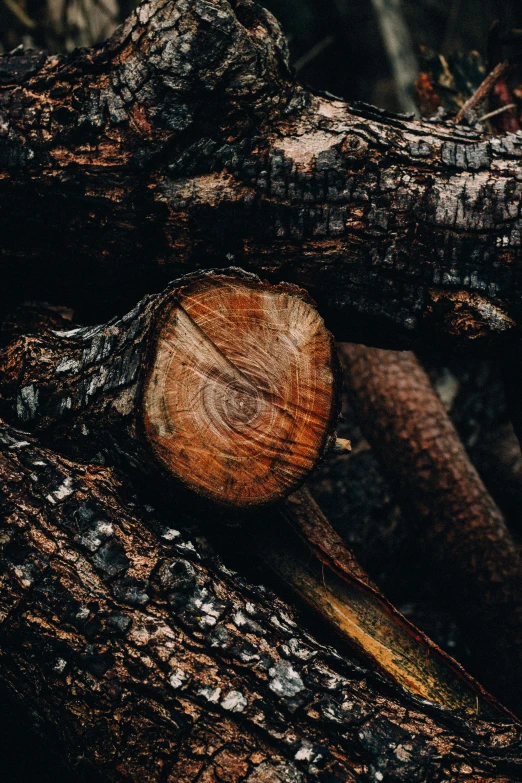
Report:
0,0,522,349
1,418,522,782
339,343,522,714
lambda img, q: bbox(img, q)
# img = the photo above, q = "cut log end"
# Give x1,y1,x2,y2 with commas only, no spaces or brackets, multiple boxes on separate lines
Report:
142,274,339,508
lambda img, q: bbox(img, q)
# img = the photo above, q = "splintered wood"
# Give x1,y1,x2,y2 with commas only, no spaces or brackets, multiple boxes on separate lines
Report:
143,277,338,507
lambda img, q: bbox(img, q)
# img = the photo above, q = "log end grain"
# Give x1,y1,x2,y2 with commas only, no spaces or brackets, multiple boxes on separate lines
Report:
143,274,339,508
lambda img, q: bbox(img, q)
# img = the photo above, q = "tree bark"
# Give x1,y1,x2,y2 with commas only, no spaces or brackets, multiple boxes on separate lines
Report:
339,342,522,714
0,268,340,508
0,0,521,349
255,487,512,720
0,418,521,782
1,293,510,719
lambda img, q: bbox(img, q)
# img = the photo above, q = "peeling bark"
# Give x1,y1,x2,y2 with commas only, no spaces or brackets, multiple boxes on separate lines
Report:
339,342,522,714
0,0,522,348
0,419,521,782
257,488,512,720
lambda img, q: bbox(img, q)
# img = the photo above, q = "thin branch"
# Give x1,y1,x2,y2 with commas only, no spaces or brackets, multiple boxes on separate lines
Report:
455,60,510,123
478,102,516,123
370,0,419,114
3,0,35,28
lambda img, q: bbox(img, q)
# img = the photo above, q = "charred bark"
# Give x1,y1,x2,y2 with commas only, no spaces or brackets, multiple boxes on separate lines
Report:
0,0,522,348
0,268,340,508
0,290,509,718
339,343,522,714
0,419,521,782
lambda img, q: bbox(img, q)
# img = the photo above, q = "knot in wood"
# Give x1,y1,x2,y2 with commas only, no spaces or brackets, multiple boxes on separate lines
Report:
209,377,261,431
142,274,338,508
339,133,368,157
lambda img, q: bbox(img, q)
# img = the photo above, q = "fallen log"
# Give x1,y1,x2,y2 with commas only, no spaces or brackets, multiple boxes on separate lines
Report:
339,342,522,713
255,487,512,720
0,0,522,349
0,268,340,508
0,419,521,782
0,289,511,719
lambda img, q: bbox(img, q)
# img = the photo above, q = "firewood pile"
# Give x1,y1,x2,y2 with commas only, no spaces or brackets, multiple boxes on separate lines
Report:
1,0,522,780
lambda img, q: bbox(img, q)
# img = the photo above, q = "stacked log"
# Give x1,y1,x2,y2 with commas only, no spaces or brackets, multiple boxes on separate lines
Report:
1,0,522,779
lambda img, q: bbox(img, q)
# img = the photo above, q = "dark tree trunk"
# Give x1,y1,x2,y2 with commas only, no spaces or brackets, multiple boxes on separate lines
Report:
0,0,522,350
0,419,521,782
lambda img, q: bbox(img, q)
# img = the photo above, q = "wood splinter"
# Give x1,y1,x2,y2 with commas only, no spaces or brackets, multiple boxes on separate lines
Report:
0,269,340,509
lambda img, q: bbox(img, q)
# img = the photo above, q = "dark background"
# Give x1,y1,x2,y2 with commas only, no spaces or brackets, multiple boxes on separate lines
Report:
1,0,522,779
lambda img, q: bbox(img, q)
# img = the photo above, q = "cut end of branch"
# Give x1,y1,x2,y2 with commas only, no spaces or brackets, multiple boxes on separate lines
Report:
143,274,339,508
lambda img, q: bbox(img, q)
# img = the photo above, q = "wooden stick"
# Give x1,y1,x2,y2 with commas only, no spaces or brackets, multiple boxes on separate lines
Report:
478,102,516,122
455,61,510,122
258,488,513,720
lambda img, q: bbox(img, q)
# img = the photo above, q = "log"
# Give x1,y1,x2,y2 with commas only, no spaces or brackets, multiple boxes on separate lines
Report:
0,268,340,508
0,419,521,782
255,488,512,720
0,0,521,349
339,342,522,714
1,292,510,719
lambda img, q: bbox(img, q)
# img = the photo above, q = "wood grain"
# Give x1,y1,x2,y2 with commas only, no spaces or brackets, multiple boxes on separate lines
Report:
0,271,339,509
143,276,338,506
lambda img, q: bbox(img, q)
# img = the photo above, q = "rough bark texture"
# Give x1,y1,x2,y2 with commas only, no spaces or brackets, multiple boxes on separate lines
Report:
339,342,522,714
2,0,522,775
0,294,507,718
0,268,340,508
1,0,522,348
1,419,522,783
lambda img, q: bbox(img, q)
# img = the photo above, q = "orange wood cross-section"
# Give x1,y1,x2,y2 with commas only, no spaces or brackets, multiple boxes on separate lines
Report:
143,275,338,507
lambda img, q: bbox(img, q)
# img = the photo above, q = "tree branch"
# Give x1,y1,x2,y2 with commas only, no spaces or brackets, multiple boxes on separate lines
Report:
339,342,522,713
0,269,340,508
0,0,521,348
0,419,521,781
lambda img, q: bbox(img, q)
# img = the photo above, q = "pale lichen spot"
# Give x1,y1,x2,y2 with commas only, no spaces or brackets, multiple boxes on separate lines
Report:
50,477,74,502
269,660,304,698
161,528,181,541
221,690,248,712
169,668,189,689
53,658,68,673
198,685,222,703
17,384,39,422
